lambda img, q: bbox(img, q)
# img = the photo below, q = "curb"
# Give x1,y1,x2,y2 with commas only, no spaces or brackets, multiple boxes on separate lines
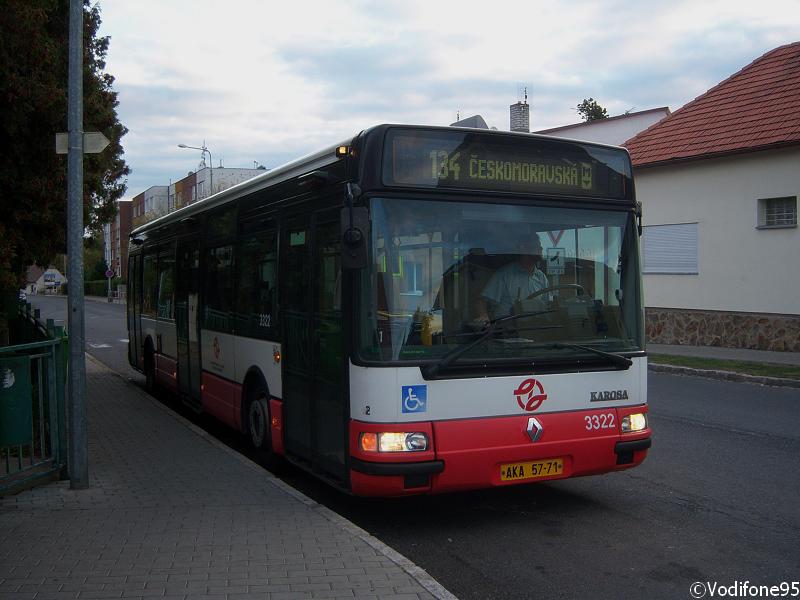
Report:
85,353,459,600
649,362,800,388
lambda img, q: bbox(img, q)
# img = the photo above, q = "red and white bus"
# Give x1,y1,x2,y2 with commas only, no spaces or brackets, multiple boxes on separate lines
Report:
128,124,651,496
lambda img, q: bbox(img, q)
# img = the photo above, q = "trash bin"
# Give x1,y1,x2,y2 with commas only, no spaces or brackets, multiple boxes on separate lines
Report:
0,355,33,447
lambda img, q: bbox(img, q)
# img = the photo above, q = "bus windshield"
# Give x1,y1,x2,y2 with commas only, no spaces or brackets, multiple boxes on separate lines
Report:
357,197,644,364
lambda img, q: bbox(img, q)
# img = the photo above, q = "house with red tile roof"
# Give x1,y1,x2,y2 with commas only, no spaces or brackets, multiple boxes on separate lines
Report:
625,42,800,351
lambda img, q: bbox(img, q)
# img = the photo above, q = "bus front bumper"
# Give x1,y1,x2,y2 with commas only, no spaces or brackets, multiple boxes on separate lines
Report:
349,407,651,497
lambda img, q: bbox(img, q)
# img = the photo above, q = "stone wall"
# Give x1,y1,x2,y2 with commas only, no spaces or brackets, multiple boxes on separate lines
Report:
645,308,800,352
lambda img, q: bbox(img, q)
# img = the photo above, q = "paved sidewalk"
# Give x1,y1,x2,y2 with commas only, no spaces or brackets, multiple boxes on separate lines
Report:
0,356,456,600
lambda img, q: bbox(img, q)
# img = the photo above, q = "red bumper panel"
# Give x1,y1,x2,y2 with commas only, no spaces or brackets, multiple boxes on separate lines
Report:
349,406,650,497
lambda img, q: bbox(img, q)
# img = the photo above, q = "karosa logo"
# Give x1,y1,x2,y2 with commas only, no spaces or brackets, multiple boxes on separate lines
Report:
514,378,547,412
590,390,629,401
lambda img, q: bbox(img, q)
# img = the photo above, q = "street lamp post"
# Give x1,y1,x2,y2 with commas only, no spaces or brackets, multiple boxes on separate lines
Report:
178,143,213,198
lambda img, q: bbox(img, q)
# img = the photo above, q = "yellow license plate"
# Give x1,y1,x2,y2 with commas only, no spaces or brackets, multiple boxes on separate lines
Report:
500,458,564,481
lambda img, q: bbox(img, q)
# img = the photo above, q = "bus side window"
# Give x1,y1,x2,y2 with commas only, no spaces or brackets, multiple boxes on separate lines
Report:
236,232,277,338
142,252,158,317
203,245,234,333
157,247,176,320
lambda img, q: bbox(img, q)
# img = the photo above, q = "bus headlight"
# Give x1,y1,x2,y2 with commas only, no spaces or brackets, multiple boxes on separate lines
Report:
359,432,429,452
621,413,647,433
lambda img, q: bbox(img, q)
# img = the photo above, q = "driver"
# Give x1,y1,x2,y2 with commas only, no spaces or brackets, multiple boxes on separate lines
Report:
475,232,549,324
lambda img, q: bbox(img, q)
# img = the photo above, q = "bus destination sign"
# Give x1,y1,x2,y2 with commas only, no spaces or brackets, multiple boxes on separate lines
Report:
383,129,629,198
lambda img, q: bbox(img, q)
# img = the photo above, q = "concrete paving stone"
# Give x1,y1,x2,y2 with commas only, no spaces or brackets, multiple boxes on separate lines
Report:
269,593,313,600
0,358,454,600
266,575,310,585
310,575,350,584
324,568,367,577
60,583,105,592
246,584,291,594
226,577,269,587
207,584,248,594
77,591,123,599
124,574,170,583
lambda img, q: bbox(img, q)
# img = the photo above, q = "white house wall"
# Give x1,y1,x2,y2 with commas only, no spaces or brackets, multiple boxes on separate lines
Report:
636,147,799,315
541,110,669,146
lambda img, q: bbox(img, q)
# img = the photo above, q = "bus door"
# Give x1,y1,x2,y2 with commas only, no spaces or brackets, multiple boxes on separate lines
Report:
281,212,346,480
176,239,202,407
128,254,142,370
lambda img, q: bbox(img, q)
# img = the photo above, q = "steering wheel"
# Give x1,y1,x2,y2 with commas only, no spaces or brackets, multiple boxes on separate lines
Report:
525,283,587,301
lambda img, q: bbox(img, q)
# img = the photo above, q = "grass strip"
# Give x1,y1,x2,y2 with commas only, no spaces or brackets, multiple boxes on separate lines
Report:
649,354,800,380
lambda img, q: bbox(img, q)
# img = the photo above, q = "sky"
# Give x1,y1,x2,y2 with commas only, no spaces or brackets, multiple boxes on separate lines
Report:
96,0,800,200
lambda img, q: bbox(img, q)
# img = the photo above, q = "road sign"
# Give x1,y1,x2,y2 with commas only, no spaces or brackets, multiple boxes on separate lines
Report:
105,269,114,278
55,132,111,155
546,247,565,275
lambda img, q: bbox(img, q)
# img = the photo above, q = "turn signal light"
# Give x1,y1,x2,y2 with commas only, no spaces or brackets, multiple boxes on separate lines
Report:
360,432,378,452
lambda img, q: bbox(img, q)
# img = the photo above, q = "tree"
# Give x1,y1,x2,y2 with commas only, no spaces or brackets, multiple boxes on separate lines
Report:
577,98,609,122
0,0,129,293
0,1,128,344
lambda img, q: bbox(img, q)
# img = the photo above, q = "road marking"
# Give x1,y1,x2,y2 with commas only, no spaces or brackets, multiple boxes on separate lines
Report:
119,339,129,343
89,343,112,349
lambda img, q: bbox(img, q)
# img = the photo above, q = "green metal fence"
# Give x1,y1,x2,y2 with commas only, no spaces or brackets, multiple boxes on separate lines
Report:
0,303,68,497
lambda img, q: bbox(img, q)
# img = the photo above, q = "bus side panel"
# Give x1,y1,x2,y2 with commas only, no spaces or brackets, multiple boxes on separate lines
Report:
233,337,283,402
201,371,242,431
141,316,157,358
155,354,178,395
269,399,284,455
156,319,177,361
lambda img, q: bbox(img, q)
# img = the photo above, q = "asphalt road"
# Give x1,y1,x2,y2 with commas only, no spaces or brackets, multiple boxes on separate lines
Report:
30,295,800,600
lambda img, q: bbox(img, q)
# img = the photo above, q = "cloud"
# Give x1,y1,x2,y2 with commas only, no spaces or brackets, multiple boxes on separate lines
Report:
97,0,800,197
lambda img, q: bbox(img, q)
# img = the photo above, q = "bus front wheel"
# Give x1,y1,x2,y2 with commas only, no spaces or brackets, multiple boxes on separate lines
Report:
246,384,273,454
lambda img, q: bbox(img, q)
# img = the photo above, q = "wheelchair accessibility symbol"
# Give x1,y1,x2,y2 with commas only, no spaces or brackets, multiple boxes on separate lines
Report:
401,385,427,414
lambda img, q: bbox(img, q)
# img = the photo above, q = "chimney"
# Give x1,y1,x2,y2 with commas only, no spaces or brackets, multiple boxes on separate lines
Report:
510,88,530,133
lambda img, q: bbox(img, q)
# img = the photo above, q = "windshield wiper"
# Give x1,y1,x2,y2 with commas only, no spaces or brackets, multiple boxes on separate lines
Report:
549,342,632,369
421,310,556,378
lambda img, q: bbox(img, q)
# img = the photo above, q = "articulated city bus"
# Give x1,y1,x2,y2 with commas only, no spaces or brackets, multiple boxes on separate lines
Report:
127,124,651,496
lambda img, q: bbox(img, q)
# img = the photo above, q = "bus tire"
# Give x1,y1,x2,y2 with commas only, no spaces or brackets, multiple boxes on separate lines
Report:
245,382,273,455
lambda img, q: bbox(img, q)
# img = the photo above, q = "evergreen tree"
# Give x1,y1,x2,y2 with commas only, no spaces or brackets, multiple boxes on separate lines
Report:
0,0,129,292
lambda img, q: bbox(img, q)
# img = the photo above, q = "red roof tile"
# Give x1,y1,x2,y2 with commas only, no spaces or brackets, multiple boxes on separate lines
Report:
625,42,800,166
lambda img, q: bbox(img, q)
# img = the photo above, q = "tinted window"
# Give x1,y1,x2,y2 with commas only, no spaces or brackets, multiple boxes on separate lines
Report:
207,206,237,239
203,245,234,332
142,252,158,317
235,232,277,338
157,247,176,319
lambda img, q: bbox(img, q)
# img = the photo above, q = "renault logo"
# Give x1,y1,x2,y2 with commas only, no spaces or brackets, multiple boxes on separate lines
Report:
527,417,543,443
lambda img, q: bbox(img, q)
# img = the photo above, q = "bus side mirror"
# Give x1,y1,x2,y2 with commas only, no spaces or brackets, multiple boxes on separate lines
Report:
341,207,369,269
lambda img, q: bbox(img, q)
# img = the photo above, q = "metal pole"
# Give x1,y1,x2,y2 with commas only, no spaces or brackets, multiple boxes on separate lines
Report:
67,0,88,489
206,148,213,197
